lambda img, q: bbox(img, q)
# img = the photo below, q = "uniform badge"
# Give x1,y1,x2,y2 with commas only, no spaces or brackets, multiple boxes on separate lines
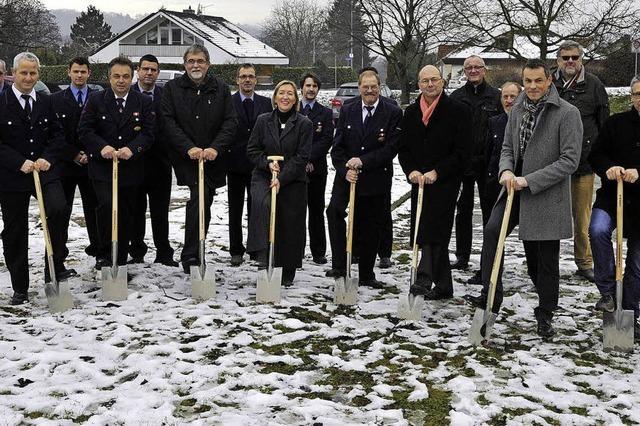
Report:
133,112,139,117
316,122,322,133
378,128,386,143
134,126,142,131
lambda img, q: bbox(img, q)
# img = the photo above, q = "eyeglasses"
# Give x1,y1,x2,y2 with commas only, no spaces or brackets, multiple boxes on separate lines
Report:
631,92,640,98
419,77,442,84
464,65,485,71
185,59,207,66
561,55,581,61
238,74,256,80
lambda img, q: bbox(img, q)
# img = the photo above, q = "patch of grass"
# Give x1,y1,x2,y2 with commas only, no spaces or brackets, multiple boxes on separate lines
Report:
180,398,197,407
180,335,207,344
569,406,589,416
0,306,29,316
49,390,67,398
202,348,225,363
176,388,190,397
26,411,47,419
350,395,370,407
395,253,411,265
288,306,332,325
214,400,240,408
477,394,490,406
316,367,375,392
572,381,605,399
259,361,307,375
117,372,138,384
194,404,211,414
181,316,198,329
390,385,452,424
180,347,195,353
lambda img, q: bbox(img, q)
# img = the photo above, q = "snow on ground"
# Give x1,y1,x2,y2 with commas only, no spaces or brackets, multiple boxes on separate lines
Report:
2,149,640,425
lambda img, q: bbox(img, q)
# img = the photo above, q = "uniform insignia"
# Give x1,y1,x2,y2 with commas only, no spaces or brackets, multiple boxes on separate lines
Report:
316,122,322,133
378,128,386,143
134,126,142,131
133,112,139,117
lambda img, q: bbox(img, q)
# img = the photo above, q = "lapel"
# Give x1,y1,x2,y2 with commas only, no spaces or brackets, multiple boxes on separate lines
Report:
267,110,280,145
7,90,30,123
104,89,121,124
280,111,297,142
233,92,248,126
29,93,45,126
120,90,139,127
363,99,385,138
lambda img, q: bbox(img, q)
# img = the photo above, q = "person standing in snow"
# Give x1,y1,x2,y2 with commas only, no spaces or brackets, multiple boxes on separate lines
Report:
465,59,582,338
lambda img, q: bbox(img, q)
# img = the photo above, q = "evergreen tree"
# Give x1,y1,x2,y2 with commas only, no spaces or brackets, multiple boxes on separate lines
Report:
325,0,370,70
69,5,113,55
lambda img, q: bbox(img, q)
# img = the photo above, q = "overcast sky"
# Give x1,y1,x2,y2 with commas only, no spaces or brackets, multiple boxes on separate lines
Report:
44,0,330,25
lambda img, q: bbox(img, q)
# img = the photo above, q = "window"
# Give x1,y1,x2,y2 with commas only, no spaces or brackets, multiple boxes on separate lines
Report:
171,28,182,45
184,32,195,45
147,28,158,44
135,33,146,44
160,27,169,44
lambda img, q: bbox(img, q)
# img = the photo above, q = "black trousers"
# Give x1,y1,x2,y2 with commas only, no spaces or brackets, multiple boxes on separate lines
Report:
182,183,215,262
480,193,560,316
327,185,386,281
418,244,452,295
0,182,67,294
61,174,99,258
307,173,327,259
93,180,137,266
378,194,392,258
129,165,174,260
454,169,488,259
227,172,252,257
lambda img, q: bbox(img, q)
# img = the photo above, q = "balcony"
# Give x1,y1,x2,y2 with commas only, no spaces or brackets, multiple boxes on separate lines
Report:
119,44,188,57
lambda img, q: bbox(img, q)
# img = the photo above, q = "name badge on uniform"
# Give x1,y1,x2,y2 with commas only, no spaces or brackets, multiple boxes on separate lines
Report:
378,128,386,143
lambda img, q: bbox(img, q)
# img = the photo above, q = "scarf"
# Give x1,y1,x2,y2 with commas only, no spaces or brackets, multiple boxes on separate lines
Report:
419,92,442,127
518,90,549,157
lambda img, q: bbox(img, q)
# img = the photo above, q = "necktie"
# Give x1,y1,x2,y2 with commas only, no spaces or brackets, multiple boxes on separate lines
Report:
302,104,311,116
77,90,83,107
363,105,374,129
143,90,153,101
21,94,32,117
243,98,254,126
116,98,124,113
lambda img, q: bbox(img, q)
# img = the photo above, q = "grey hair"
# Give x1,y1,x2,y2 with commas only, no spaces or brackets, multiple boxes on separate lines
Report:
557,40,584,57
13,52,40,69
631,75,640,90
0,59,5,71
183,44,210,63
464,54,485,66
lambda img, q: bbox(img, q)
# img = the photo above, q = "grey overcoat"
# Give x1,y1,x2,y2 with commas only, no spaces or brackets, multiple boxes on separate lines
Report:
499,85,582,240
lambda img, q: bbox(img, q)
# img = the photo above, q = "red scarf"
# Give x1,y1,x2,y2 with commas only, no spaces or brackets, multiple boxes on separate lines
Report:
420,92,441,127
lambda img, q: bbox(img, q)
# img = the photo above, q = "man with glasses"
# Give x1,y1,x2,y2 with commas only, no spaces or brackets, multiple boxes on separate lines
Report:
225,63,271,266
0,59,11,95
128,54,178,267
161,44,237,274
553,40,609,283
450,55,501,272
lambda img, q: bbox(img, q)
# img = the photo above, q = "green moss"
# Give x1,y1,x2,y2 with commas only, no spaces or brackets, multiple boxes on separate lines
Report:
395,253,411,265
202,348,225,362
350,395,370,407
288,306,332,325
26,411,46,419
181,398,197,407
259,361,305,375
316,367,376,392
390,385,452,424
569,406,589,416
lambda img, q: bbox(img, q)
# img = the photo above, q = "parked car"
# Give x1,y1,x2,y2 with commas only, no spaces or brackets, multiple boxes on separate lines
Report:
329,81,395,121
447,75,467,90
132,69,184,86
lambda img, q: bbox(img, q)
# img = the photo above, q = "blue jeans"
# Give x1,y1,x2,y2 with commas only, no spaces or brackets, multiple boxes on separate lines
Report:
589,208,640,317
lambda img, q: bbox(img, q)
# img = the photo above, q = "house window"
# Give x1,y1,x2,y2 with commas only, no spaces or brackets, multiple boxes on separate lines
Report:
135,33,146,44
160,27,169,44
147,28,158,44
184,32,195,45
171,28,182,45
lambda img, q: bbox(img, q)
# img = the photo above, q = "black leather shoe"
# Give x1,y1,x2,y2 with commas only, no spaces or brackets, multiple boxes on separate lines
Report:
463,294,485,309
359,279,385,289
409,284,429,296
127,257,145,264
154,257,179,267
451,257,469,270
230,255,244,266
181,258,199,274
424,288,453,300
313,256,328,265
634,322,640,343
378,257,392,269
537,318,555,338
595,294,615,313
576,268,595,282
325,269,345,278
466,270,482,285
58,269,77,281
10,292,29,305
352,256,359,265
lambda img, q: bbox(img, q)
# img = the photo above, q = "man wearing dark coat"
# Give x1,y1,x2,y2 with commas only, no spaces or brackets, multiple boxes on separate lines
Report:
299,73,334,265
326,70,402,288
51,56,99,266
399,65,472,299
588,75,640,341
0,52,69,305
78,56,155,269
128,54,177,267
161,44,237,274
226,63,272,267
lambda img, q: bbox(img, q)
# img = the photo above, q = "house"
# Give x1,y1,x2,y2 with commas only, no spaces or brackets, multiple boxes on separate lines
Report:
89,7,288,77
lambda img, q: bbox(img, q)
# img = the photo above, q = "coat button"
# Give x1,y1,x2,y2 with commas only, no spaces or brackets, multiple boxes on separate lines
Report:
361,147,364,150
29,139,33,143
7,121,11,125
118,136,122,140
30,152,34,155
62,114,66,118
195,115,199,119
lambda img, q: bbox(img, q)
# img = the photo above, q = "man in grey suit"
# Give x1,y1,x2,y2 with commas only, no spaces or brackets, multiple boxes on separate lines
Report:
466,59,582,338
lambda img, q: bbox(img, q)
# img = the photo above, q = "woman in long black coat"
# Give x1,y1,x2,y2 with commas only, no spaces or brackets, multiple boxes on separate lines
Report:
398,65,472,298
246,80,312,285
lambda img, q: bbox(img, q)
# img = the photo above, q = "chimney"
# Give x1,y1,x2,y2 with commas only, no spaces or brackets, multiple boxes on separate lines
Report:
183,6,195,14
236,37,240,44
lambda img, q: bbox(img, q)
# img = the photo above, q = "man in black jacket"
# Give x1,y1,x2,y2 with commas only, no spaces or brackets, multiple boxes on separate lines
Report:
326,70,402,287
128,54,177,267
51,56,99,266
300,73,333,265
226,63,271,266
0,52,69,305
161,45,237,274
78,56,155,269
553,40,610,283
450,55,501,270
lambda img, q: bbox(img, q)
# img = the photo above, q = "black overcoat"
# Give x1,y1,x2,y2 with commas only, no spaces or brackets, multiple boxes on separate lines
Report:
0,90,66,191
78,88,154,185
246,110,312,269
398,94,472,245
131,84,172,171
303,101,334,176
161,73,237,188
588,108,640,238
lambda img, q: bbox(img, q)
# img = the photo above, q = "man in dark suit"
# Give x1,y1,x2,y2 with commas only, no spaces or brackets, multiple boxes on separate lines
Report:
51,56,100,267
128,54,177,266
78,56,155,269
326,70,402,287
0,52,70,305
299,73,333,264
226,63,271,266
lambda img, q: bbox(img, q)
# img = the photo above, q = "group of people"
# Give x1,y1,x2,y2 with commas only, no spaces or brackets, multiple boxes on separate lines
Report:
0,42,638,343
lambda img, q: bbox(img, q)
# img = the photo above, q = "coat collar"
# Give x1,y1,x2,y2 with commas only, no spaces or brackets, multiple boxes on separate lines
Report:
266,108,299,143
513,84,561,111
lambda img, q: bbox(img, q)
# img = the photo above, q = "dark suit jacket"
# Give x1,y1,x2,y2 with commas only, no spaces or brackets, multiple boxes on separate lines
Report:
301,101,333,176
51,86,95,177
331,96,402,197
131,84,171,169
78,88,154,185
227,91,272,175
0,90,66,191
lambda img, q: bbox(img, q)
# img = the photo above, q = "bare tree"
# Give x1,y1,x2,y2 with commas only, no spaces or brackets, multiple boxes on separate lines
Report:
451,0,640,60
0,0,61,63
262,0,330,67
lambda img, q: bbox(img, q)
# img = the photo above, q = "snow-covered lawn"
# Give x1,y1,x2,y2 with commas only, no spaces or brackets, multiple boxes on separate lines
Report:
2,154,640,424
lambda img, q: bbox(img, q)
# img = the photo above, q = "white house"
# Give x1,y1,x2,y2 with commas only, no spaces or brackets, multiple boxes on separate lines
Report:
89,7,289,68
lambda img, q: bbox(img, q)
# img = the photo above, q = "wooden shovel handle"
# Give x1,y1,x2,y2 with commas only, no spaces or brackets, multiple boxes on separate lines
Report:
33,170,54,258
487,186,515,309
267,156,284,244
616,179,623,282
198,157,205,241
111,155,118,243
346,181,356,253
411,182,425,269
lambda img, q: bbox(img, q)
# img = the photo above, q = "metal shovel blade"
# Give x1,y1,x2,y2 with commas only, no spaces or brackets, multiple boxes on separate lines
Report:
397,294,424,321
256,267,282,303
101,265,128,301
334,276,358,305
603,309,635,353
44,280,74,313
191,265,216,301
469,308,498,346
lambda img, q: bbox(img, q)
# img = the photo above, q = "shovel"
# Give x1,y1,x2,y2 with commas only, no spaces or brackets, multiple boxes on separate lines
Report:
603,179,634,352
334,180,358,305
33,169,74,313
191,157,216,300
101,155,128,301
469,185,514,345
397,181,425,320
256,155,284,303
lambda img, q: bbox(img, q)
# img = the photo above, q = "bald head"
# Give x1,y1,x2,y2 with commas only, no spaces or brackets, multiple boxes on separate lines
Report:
418,64,444,103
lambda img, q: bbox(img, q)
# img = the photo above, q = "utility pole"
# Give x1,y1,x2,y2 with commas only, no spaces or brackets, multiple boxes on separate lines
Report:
349,0,354,69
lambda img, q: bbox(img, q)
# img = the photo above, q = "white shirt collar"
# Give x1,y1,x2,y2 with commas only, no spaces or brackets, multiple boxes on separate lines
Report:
138,83,155,94
362,99,380,112
12,84,36,105
239,92,254,102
